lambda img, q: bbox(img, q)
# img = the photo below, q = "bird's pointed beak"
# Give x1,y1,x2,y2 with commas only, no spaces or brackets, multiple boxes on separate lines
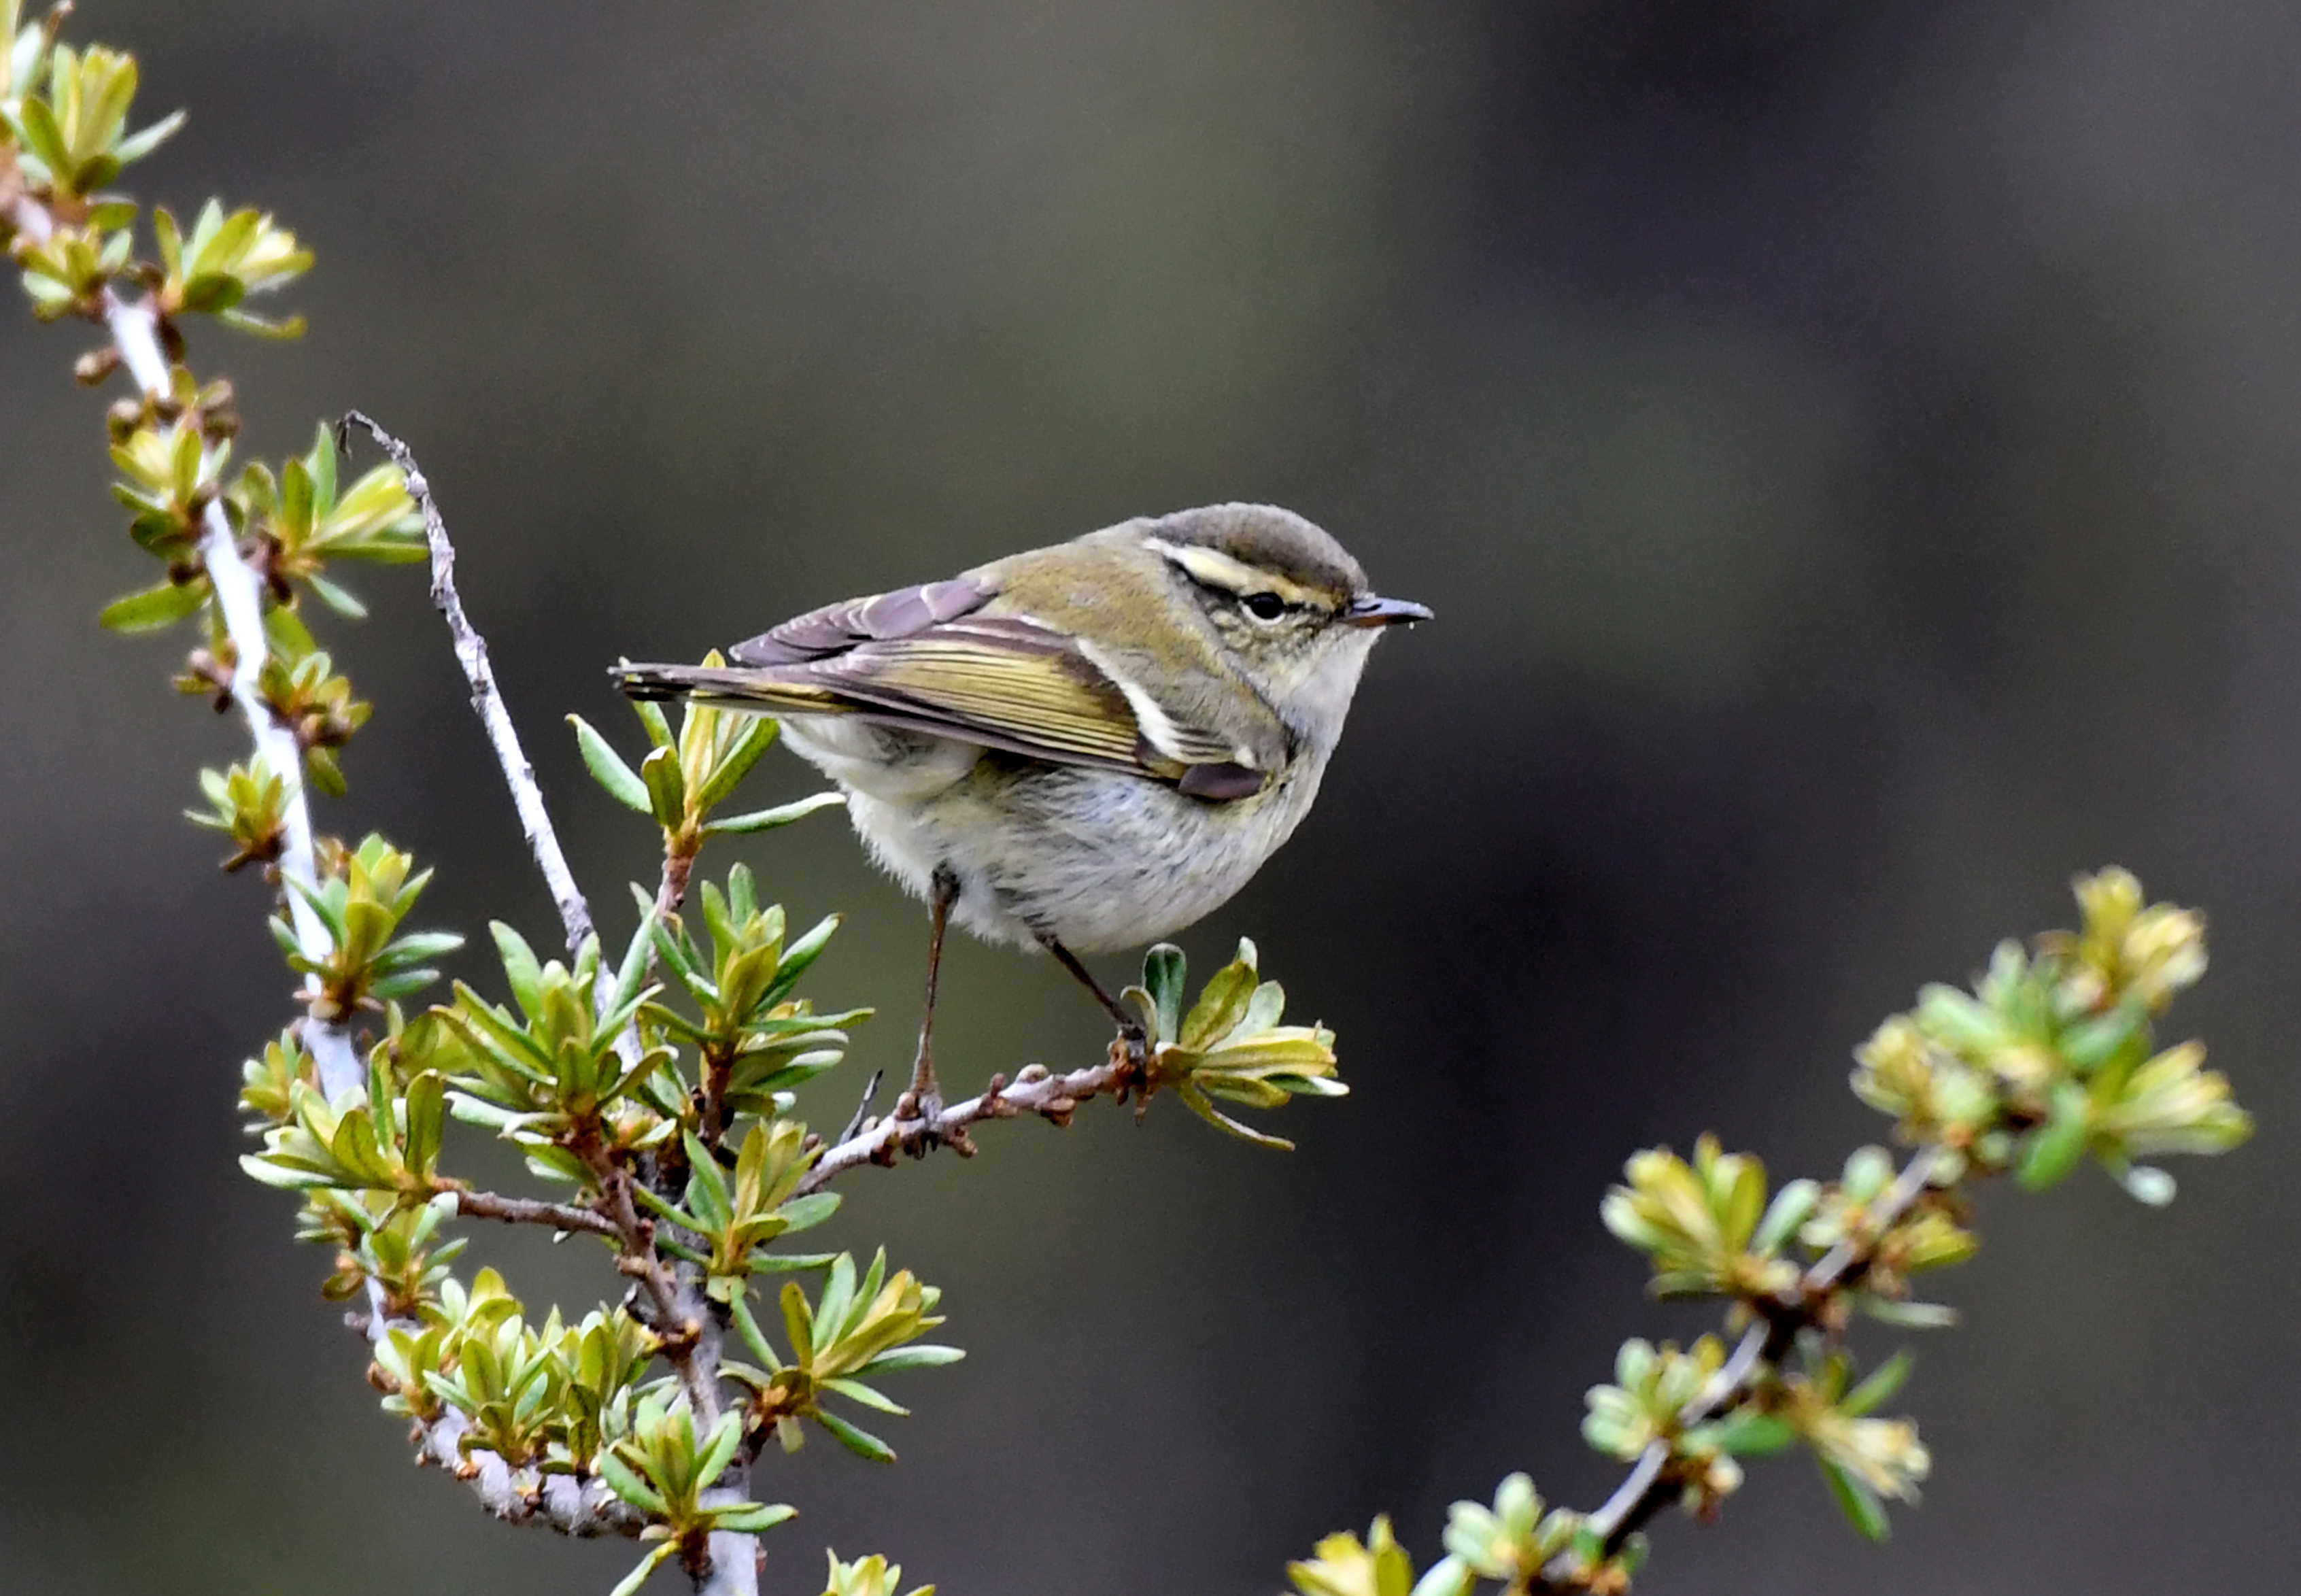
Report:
1342,593,1435,628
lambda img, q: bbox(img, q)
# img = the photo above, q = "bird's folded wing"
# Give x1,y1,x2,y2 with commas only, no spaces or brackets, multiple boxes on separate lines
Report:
729,576,999,665
664,608,1252,786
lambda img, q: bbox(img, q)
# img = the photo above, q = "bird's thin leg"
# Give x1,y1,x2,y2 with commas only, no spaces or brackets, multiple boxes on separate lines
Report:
906,866,960,1117
1036,932,1149,1070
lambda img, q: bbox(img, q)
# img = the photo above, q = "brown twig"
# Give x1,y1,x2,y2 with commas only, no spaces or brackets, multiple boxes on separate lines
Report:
656,834,700,919
567,1124,717,1416
795,1053,1138,1196
449,1187,619,1238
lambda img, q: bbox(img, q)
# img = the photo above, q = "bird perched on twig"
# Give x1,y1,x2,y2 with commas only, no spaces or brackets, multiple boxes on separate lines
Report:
615,503,1428,1127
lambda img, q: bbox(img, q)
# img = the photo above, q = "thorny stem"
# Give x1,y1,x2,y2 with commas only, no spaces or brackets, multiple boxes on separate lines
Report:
1562,1144,1951,1576
7,188,361,1096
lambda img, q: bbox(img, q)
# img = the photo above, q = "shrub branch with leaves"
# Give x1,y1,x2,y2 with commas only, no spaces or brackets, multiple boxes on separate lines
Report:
7,9,1344,1592
1286,868,2251,1596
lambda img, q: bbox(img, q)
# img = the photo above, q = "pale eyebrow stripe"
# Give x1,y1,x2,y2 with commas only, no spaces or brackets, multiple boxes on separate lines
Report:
1142,537,1325,609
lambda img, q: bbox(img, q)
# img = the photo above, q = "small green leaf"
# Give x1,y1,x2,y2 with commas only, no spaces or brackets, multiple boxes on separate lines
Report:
1177,1083,1294,1150
690,717,779,812
1142,944,1187,1040
641,745,687,828
1711,1410,1796,1457
607,1541,679,1596
305,571,368,619
98,579,205,632
1843,1351,1913,1417
855,1344,964,1375
773,1191,842,1234
2017,1081,2090,1191
702,792,845,835
1859,1297,1960,1330
112,107,186,165
570,714,651,813
1752,1178,1819,1255
596,1450,668,1516
713,1501,797,1535
814,1407,896,1463
1818,1455,1890,1542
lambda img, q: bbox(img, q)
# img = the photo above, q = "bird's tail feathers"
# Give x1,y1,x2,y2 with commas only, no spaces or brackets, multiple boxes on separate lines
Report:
609,662,838,715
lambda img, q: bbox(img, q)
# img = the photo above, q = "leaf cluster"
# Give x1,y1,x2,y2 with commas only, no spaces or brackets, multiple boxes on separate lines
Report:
639,1121,841,1297
1852,868,2245,1204
271,834,462,1023
728,1249,964,1465
1127,938,1344,1147
645,864,864,1131
1,34,177,210
600,1394,795,1596
821,1550,936,1596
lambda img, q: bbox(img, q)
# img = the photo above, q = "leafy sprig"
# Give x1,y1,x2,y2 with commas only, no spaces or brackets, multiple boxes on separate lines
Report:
1290,872,2250,1593
1127,938,1344,1147
727,1249,964,1464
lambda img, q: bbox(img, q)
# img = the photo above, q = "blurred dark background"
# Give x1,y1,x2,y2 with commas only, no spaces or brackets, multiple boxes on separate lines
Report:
4,2,2298,1592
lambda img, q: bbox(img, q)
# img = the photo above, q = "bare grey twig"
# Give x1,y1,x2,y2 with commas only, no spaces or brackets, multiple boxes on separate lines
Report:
335,412,599,957
409,1407,649,1538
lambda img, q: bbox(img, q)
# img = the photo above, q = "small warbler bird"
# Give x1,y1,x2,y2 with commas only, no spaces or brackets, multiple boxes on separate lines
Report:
615,503,1428,1118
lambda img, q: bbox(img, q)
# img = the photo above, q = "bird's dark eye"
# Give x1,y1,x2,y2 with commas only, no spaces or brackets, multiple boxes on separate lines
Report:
1242,592,1287,622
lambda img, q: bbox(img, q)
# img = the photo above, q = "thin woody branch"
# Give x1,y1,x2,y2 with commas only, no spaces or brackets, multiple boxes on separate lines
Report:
449,1187,619,1238
656,834,700,919
326,418,746,1592
796,1054,1138,1195
335,413,599,959
408,1408,649,1540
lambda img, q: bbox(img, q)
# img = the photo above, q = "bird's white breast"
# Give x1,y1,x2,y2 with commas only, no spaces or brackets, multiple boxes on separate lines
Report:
780,713,1333,953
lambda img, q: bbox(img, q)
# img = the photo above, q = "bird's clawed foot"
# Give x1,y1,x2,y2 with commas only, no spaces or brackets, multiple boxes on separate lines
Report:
898,1038,948,1157
1106,1017,1155,1123
1110,1020,1149,1074
1040,932,1151,1093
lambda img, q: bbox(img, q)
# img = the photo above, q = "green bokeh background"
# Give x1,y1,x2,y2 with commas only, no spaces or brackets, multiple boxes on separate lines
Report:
3,3,2297,1592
